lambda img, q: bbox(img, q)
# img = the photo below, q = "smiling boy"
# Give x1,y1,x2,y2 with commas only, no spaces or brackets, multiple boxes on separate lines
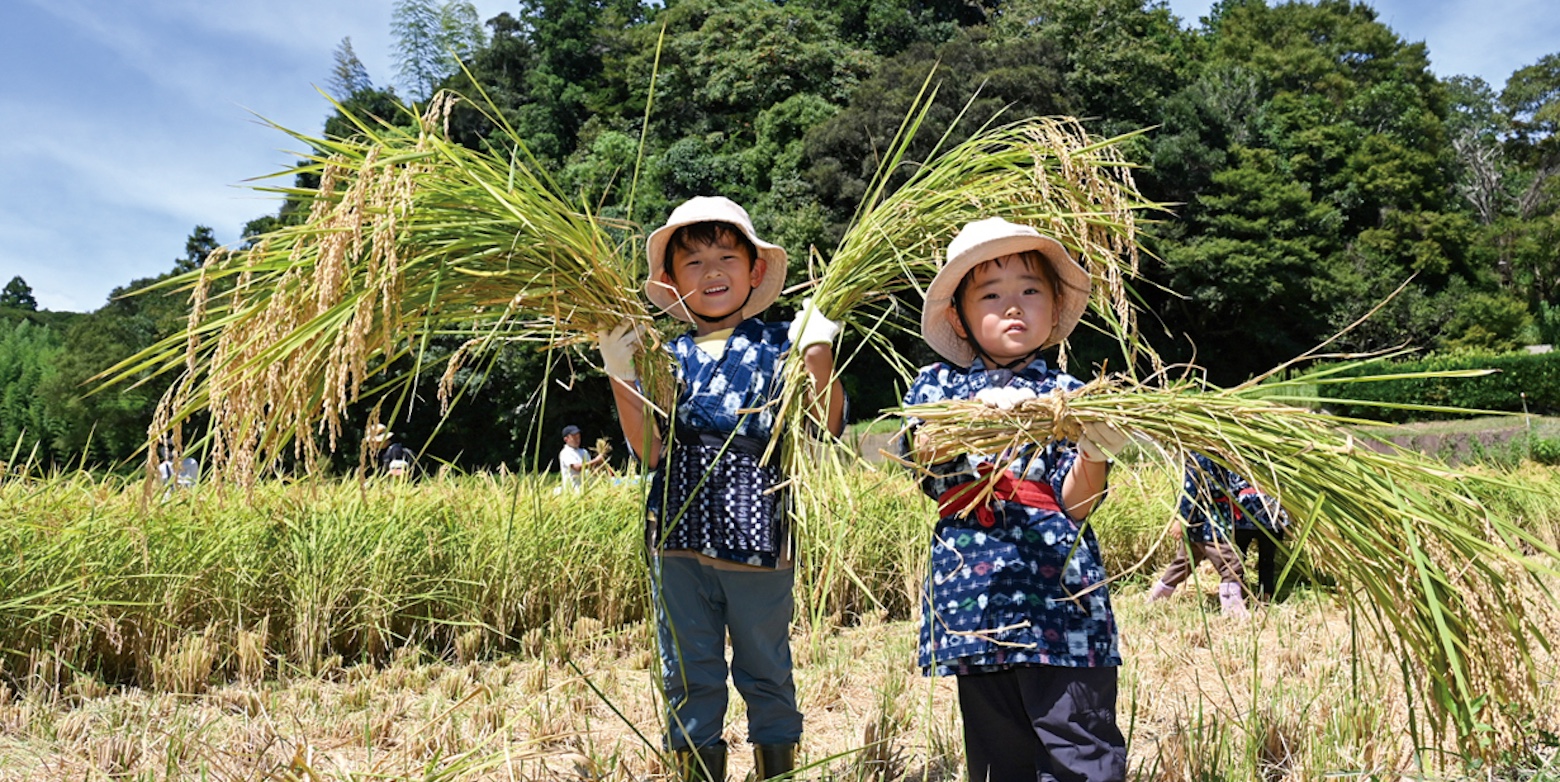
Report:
596,197,845,780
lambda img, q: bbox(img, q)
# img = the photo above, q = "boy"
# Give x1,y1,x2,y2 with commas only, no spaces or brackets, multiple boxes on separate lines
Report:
902,217,1130,782
597,196,845,781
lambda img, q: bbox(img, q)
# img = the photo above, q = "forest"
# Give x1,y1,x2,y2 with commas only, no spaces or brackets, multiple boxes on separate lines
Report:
2,0,1558,472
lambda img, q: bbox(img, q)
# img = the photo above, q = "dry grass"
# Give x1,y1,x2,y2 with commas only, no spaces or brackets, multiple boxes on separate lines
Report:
1,589,1556,781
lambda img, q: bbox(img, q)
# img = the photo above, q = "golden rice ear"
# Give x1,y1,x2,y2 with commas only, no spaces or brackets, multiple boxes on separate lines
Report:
100,87,674,485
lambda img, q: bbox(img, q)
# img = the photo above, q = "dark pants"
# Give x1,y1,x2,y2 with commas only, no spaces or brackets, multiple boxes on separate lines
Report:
1157,537,1244,589
1233,528,1286,596
957,666,1127,782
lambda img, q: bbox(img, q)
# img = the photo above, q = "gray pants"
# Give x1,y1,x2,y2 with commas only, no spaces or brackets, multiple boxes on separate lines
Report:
652,554,801,750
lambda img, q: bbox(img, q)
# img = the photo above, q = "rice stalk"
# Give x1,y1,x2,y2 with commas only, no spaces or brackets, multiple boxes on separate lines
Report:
807,90,1162,376
898,370,1560,754
100,90,670,483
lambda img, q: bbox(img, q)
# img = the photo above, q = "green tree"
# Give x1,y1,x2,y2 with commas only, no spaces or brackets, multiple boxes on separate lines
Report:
176,225,219,274
393,0,488,101
511,0,625,161
1,277,38,311
0,319,62,462
1138,0,1495,371
786,0,992,55
328,36,374,99
1160,146,1344,378
642,0,873,143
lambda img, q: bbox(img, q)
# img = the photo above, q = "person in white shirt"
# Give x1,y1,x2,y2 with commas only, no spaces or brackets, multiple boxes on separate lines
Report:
559,424,605,490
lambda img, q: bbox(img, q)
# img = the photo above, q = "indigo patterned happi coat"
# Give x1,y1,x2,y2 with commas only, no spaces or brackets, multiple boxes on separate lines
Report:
902,357,1121,675
1181,453,1289,537
647,318,793,568
1178,453,1244,544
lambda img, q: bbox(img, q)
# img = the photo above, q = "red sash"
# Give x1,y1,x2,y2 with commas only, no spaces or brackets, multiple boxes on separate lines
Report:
1212,495,1246,522
937,466,1061,528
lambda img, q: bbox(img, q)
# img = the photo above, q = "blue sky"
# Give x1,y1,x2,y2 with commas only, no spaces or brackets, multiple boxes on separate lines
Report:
2,0,1556,313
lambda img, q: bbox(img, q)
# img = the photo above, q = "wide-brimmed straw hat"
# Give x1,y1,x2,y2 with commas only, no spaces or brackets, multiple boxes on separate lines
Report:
645,196,788,322
920,217,1091,366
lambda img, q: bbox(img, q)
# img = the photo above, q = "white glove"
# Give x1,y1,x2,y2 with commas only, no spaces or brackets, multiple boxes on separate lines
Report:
1078,420,1131,463
598,320,641,381
788,297,840,351
974,386,1037,411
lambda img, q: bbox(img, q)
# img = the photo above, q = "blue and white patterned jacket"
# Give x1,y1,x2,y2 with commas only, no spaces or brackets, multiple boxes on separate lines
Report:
902,357,1121,675
646,318,793,568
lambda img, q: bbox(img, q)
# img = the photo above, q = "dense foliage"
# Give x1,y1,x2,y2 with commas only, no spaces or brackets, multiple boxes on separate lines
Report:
5,0,1558,471
1325,349,1560,422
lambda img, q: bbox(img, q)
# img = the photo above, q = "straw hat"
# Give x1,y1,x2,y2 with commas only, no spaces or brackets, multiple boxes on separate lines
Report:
920,217,1091,366
645,196,788,322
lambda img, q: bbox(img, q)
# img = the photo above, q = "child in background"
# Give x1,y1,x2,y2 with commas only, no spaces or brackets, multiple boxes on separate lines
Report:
1145,452,1252,618
1235,476,1290,598
901,217,1131,782
597,197,845,781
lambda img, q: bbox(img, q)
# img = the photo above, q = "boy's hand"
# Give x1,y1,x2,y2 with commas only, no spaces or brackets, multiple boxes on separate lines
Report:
788,297,840,351
598,321,641,381
974,386,1036,411
1079,420,1131,463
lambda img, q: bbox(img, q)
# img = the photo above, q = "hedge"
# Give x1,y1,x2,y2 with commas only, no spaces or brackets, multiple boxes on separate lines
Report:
1320,349,1560,423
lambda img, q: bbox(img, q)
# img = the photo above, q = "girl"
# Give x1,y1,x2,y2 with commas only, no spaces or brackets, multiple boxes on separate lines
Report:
902,217,1130,782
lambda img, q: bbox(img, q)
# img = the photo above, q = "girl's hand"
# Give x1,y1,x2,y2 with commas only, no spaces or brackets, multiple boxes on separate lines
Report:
1079,421,1130,463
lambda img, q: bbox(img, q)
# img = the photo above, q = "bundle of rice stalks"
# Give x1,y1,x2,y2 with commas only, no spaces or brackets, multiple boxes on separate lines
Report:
104,90,671,481
899,369,1560,754
769,87,1161,466
810,85,1161,377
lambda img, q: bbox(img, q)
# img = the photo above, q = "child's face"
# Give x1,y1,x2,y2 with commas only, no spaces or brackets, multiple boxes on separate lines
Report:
663,234,766,331
946,254,1059,366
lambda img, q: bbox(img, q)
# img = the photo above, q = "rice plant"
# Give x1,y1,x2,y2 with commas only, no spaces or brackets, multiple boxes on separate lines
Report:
898,368,1560,754
99,90,671,483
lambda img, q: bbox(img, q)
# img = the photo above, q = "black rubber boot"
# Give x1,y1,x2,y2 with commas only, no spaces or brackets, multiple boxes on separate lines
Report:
676,744,727,782
753,744,796,779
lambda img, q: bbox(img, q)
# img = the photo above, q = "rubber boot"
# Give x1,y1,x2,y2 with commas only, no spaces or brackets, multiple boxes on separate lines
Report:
1218,582,1249,619
1145,579,1176,603
676,745,727,782
753,744,796,779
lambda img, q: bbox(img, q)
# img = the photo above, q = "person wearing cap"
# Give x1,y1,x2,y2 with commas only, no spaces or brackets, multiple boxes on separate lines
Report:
899,217,1131,782
1145,452,1254,618
595,197,845,781
558,424,606,491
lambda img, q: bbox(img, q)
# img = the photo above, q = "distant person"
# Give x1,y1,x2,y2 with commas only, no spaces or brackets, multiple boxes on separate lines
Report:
156,441,177,485
380,442,414,478
1146,452,1252,618
156,440,199,493
558,424,605,491
1234,480,1291,598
